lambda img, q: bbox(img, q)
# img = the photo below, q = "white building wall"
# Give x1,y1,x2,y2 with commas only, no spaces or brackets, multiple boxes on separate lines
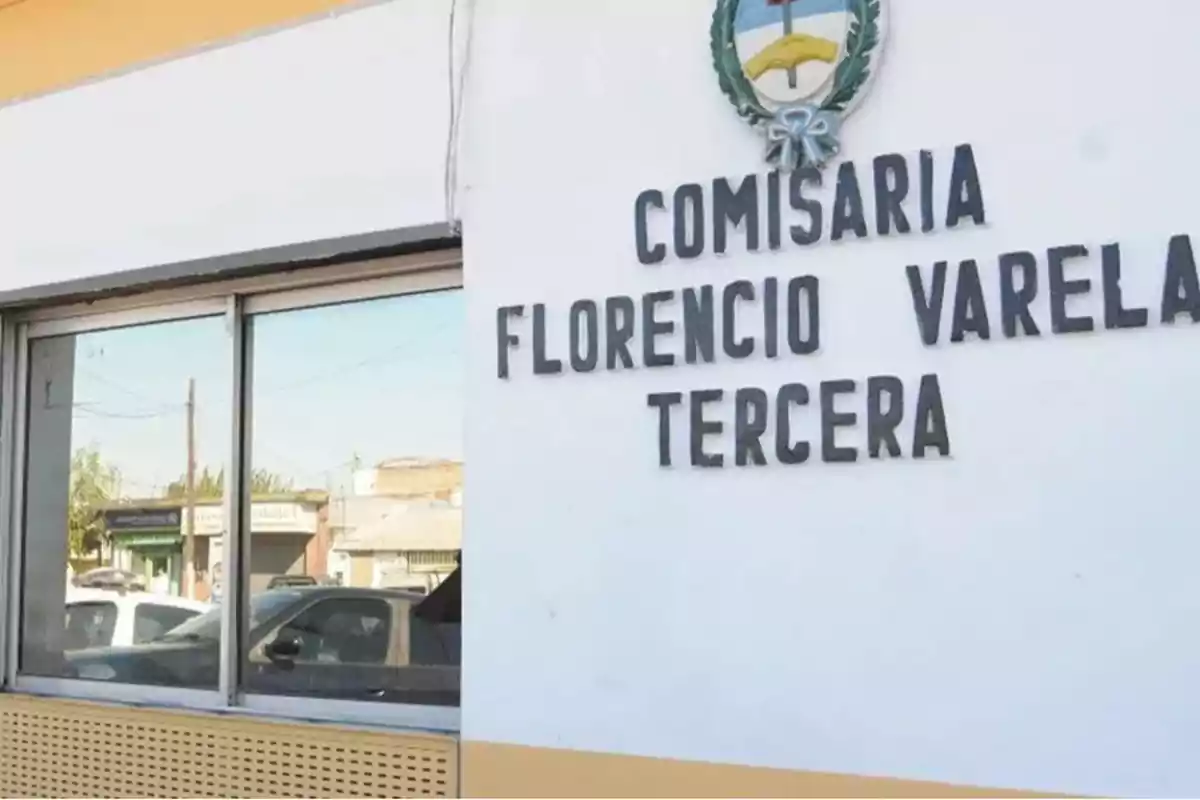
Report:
353,469,379,496
7,0,1200,795
0,0,452,294
462,0,1200,796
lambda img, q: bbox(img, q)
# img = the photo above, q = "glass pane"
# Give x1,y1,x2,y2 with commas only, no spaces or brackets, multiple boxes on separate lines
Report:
243,288,462,706
20,315,231,687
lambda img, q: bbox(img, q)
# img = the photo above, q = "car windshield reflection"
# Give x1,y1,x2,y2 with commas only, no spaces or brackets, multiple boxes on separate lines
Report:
155,589,304,643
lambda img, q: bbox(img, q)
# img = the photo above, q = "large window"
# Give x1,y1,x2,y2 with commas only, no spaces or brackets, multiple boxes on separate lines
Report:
244,290,463,705
20,316,230,684
2,255,462,727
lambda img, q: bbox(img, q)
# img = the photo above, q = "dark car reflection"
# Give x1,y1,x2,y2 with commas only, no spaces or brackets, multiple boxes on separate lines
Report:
63,584,461,706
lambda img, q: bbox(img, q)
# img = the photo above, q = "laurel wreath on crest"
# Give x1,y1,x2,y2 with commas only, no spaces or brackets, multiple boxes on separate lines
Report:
710,0,882,123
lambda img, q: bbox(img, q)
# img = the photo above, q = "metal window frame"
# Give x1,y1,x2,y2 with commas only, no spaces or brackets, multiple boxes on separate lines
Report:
219,294,248,706
241,693,460,732
17,250,461,327
0,248,463,733
2,322,27,691
0,317,10,690
24,297,229,340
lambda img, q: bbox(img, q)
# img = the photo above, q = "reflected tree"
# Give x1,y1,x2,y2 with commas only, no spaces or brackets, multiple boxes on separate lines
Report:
165,467,294,499
66,453,295,558
68,446,123,558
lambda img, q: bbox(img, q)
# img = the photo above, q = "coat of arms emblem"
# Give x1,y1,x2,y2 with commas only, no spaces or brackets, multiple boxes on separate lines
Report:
711,0,886,171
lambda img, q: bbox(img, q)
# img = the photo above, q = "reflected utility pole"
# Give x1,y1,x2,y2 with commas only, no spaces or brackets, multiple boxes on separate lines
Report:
183,377,197,599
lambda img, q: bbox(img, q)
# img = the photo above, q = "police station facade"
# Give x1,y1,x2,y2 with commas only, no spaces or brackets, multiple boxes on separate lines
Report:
0,0,1197,797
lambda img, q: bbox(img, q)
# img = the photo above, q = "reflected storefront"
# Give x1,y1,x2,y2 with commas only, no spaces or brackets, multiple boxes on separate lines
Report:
193,497,328,594
105,498,329,600
104,507,184,595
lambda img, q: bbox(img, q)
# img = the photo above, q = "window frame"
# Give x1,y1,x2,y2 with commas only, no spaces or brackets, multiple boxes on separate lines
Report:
0,249,463,733
0,317,13,691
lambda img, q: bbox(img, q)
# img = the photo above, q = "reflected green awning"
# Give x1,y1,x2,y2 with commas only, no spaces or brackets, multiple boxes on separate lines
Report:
112,531,182,548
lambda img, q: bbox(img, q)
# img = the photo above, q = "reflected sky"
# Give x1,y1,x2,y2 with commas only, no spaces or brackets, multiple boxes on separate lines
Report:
69,289,464,498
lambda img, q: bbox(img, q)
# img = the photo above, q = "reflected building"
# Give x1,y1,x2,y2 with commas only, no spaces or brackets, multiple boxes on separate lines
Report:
328,458,462,593
104,493,331,599
102,507,186,595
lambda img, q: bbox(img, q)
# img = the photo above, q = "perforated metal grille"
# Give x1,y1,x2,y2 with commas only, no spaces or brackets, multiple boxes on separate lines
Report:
0,694,457,798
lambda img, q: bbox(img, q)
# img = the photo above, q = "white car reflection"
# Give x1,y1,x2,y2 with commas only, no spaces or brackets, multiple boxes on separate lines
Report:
64,588,211,651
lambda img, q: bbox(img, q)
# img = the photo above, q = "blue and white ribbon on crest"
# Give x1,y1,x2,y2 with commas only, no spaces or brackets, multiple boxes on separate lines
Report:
763,103,841,170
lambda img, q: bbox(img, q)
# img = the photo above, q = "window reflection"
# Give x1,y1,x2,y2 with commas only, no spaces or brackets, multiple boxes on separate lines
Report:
242,288,463,706
21,316,230,686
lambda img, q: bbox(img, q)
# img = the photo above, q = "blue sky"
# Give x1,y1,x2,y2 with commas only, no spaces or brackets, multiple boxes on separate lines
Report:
68,289,464,498
735,0,848,33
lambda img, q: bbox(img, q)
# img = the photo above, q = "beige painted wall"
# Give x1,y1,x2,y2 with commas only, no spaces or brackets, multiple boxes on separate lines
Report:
0,0,361,104
460,741,1061,799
